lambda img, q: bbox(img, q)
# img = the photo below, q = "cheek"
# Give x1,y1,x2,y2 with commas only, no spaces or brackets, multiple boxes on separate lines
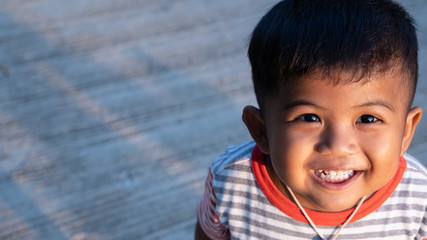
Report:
359,126,403,158
358,130,402,181
269,129,315,181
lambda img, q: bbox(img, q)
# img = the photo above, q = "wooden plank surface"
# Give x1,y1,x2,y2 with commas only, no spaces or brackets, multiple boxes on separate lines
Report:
0,0,426,239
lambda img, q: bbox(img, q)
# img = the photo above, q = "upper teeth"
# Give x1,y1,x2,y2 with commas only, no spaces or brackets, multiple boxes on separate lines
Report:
315,170,355,182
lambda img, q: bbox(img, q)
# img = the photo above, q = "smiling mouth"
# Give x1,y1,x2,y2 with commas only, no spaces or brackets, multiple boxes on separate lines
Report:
314,170,355,183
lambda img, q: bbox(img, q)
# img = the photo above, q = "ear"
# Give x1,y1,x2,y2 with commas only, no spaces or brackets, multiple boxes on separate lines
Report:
401,106,423,155
242,105,270,154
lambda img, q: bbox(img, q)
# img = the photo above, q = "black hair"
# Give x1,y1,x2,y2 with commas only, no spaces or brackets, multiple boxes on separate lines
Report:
248,0,418,110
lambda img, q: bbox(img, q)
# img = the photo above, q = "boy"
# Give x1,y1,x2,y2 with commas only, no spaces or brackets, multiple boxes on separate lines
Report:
196,0,427,239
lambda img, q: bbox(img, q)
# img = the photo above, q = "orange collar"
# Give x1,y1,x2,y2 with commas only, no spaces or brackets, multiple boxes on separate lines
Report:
251,145,406,226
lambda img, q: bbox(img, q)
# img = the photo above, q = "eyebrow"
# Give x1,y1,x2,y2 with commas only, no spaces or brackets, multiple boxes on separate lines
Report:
282,100,325,111
354,101,395,112
282,99,395,112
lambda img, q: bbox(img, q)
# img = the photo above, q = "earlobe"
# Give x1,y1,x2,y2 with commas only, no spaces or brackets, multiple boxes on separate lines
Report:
401,106,423,155
242,105,270,154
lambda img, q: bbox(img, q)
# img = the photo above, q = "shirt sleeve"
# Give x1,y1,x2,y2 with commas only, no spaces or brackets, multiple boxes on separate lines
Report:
419,210,427,240
197,167,230,240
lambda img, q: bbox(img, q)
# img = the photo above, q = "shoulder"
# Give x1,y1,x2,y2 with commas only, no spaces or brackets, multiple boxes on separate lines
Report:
403,153,427,174
397,153,427,201
396,154,427,239
403,153,427,180
210,140,255,175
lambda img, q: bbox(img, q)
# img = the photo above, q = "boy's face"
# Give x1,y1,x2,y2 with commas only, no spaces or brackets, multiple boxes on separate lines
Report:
244,69,422,212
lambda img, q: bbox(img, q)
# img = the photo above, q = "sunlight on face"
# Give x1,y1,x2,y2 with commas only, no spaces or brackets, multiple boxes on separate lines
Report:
263,69,420,212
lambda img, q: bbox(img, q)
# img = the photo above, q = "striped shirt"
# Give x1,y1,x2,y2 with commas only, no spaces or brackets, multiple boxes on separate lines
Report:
197,141,427,239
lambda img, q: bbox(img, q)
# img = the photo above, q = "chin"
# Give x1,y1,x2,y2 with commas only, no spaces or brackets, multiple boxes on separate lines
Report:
321,205,352,212
313,197,360,212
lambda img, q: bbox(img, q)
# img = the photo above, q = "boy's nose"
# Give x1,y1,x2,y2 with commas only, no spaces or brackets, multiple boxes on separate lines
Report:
314,124,357,156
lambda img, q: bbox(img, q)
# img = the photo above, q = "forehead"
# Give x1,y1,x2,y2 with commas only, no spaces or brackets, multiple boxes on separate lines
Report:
268,68,411,111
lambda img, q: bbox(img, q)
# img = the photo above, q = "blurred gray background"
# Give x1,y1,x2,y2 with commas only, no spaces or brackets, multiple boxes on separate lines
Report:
0,0,425,239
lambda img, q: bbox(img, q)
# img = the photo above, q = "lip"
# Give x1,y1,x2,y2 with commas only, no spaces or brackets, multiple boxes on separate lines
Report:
309,169,362,190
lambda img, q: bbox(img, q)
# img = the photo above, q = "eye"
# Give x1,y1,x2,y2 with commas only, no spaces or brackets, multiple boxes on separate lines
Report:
356,115,379,124
297,114,320,122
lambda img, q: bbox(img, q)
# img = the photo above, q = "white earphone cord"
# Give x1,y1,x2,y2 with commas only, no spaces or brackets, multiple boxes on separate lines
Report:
285,185,367,240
